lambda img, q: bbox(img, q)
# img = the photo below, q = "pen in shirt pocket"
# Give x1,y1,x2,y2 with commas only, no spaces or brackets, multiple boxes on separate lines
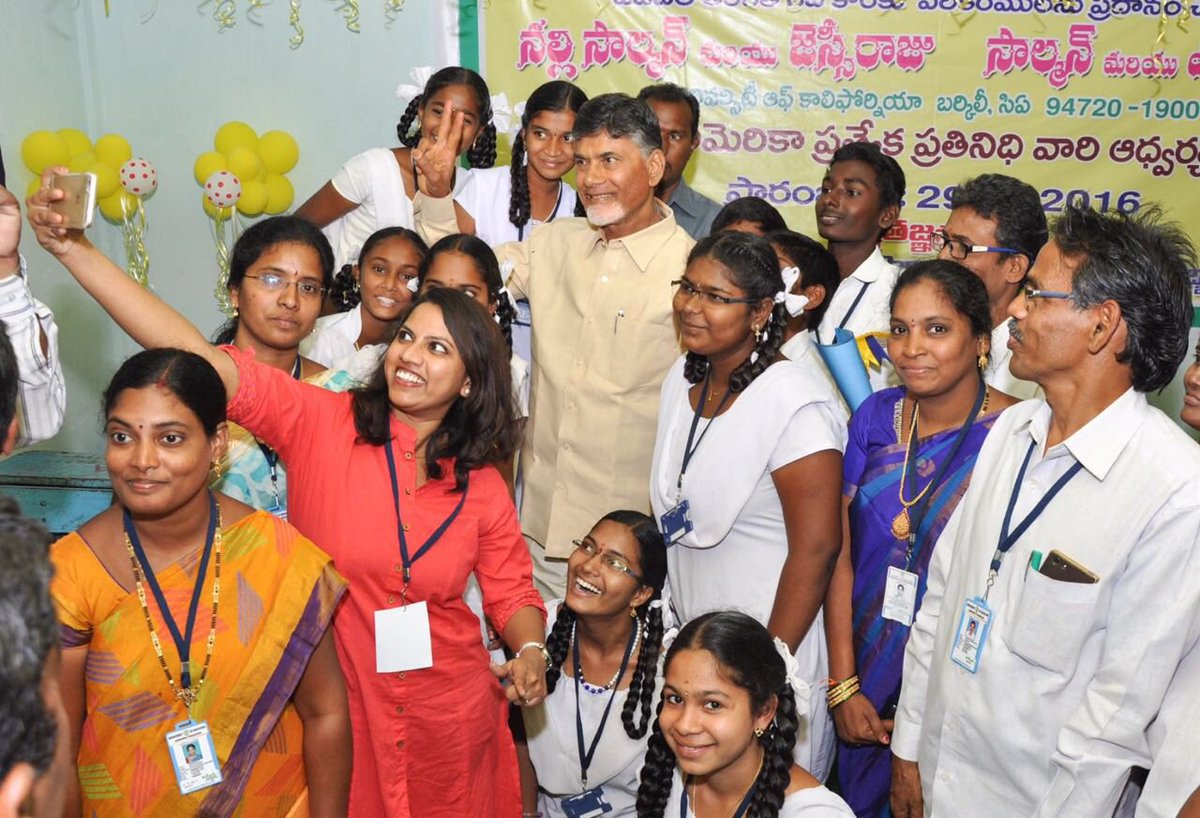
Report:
613,309,625,335
1028,550,1044,575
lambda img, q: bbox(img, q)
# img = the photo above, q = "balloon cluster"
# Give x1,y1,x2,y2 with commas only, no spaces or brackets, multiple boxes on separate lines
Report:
194,121,298,219
20,129,156,285
194,122,299,315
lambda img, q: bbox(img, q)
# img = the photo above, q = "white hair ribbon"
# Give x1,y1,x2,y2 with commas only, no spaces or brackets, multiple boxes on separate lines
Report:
490,92,515,137
494,284,515,325
773,266,809,317
395,65,434,106
407,276,421,294
772,636,812,715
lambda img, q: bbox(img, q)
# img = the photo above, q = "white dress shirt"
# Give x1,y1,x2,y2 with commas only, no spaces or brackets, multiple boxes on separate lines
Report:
892,389,1200,817
301,305,362,367
986,320,1042,401
0,256,65,447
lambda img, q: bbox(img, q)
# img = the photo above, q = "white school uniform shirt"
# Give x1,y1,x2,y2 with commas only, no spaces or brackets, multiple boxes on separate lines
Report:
816,247,899,394
301,306,363,367
0,256,65,447
523,600,667,818
650,356,847,781
664,769,855,817
986,319,1042,401
892,389,1200,817
780,330,849,424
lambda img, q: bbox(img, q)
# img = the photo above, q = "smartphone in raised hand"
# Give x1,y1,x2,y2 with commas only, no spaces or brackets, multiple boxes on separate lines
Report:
49,172,97,229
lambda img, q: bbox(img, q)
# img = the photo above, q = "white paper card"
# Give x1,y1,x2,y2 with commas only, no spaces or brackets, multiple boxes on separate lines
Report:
375,601,433,672
881,566,919,626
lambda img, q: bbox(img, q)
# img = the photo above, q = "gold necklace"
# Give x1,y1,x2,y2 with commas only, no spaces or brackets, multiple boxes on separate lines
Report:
125,508,223,708
687,752,763,818
891,387,991,540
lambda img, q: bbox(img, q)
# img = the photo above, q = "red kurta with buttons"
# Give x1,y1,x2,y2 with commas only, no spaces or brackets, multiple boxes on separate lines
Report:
223,346,543,818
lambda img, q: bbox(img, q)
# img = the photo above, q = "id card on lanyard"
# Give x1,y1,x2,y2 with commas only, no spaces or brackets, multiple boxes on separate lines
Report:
951,441,1083,673
374,441,469,673
661,371,731,545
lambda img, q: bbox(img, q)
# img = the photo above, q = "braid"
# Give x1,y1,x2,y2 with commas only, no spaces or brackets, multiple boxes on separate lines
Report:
329,263,360,311
573,195,586,218
728,302,788,393
746,686,799,818
396,96,423,147
543,604,575,693
508,135,530,230
467,122,498,169
621,605,664,739
683,351,708,385
634,707,675,818
494,291,517,352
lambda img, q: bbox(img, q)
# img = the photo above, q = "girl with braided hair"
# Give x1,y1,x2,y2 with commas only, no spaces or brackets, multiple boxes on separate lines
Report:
522,510,669,818
636,611,853,817
295,66,496,271
649,231,846,782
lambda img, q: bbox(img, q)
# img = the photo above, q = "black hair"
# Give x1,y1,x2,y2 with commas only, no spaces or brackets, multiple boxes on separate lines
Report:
636,611,800,818
950,174,1048,264
1052,203,1195,393
544,510,667,739
103,349,227,436
509,81,588,233
0,496,56,780
212,216,335,344
572,93,663,154
350,288,518,489
636,83,701,139
330,227,429,312
890,259,994,341
712,197,788,236
0,327,17,443
766,229,840,330
395,66,497,169
417,234,516,352
682,232,787,393
828,141,907,211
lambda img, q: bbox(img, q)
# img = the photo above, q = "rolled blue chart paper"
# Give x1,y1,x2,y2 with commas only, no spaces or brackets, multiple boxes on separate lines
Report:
817,327,873,412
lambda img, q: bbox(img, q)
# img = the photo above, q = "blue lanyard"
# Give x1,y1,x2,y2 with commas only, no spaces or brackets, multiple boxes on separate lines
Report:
123,491,219,690
680,776,758,818
572,620,638,788
836,279,872,330
255,357,301,505
384,441,469,590
986,440,1084,599
902,378,988,564
677,370,733,496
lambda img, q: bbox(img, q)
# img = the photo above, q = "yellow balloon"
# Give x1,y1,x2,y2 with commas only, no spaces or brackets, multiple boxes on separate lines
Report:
256,130,300,174
21,131,70,174
94,134,133,169
263,174,294,214
57,128,93,158
214,121,258,155
236,179,269,217
90,162,121,199
98,190,136,223
226,147,263,185
67,151,97,173
193,151,227,186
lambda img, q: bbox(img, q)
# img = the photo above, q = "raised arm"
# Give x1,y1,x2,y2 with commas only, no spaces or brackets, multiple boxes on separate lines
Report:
26,169,239,398
293,181,358,229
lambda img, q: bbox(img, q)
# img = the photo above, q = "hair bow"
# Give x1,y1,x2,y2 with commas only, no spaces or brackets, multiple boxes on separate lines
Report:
407,276,421,294
772,636,812,715
395,65,434,106
490,93,515,137
494,284,515,325
772,266,809,317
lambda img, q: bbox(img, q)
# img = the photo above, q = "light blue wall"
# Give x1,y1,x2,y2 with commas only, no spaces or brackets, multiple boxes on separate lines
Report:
2,1,453,452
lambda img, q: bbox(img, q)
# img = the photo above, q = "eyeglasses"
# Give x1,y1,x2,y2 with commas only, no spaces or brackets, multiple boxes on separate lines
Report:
1021,283,1073,303
932,230,1021,261
672,278,760,306
572,539,643,582
243,273,327,298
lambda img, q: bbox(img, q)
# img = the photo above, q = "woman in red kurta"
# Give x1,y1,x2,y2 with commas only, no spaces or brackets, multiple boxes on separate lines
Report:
30,188,549,818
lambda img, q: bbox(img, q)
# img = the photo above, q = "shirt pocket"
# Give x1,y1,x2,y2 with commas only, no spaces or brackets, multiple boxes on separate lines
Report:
611,319,679,393
1004,565,1102,675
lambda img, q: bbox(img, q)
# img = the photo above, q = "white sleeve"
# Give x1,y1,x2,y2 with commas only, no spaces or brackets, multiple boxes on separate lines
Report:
0,256,65,447
330,150,376,206
768,399,848,471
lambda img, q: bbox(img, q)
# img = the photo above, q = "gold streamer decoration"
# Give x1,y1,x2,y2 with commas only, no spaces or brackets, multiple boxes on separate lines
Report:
213,0,238,30
289,0,305,49
210,208,240,317
246,0,271,24
334,0,361,33
384,0,405,26
121,197,151,287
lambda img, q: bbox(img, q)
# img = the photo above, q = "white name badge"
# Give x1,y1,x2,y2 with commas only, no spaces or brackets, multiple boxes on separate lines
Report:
165,720,223,794
950,596,993,674
881,566,919,627
375,600,433,673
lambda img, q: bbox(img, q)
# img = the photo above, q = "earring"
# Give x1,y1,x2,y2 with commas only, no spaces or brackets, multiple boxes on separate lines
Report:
752,325,762,344
211,459,223,480
753,727,764,738
629,607,638,619
353,278,361,293
231,306,239,318
978,352,989,370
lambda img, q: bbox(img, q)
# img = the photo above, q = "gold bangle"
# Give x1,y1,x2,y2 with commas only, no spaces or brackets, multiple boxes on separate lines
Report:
826,675,861,710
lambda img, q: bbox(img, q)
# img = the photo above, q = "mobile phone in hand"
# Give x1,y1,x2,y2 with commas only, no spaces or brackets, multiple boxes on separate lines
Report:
49,172,97,229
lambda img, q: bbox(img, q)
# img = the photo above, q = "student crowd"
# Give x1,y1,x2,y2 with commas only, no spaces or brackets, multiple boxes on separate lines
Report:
1,65,1199,818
